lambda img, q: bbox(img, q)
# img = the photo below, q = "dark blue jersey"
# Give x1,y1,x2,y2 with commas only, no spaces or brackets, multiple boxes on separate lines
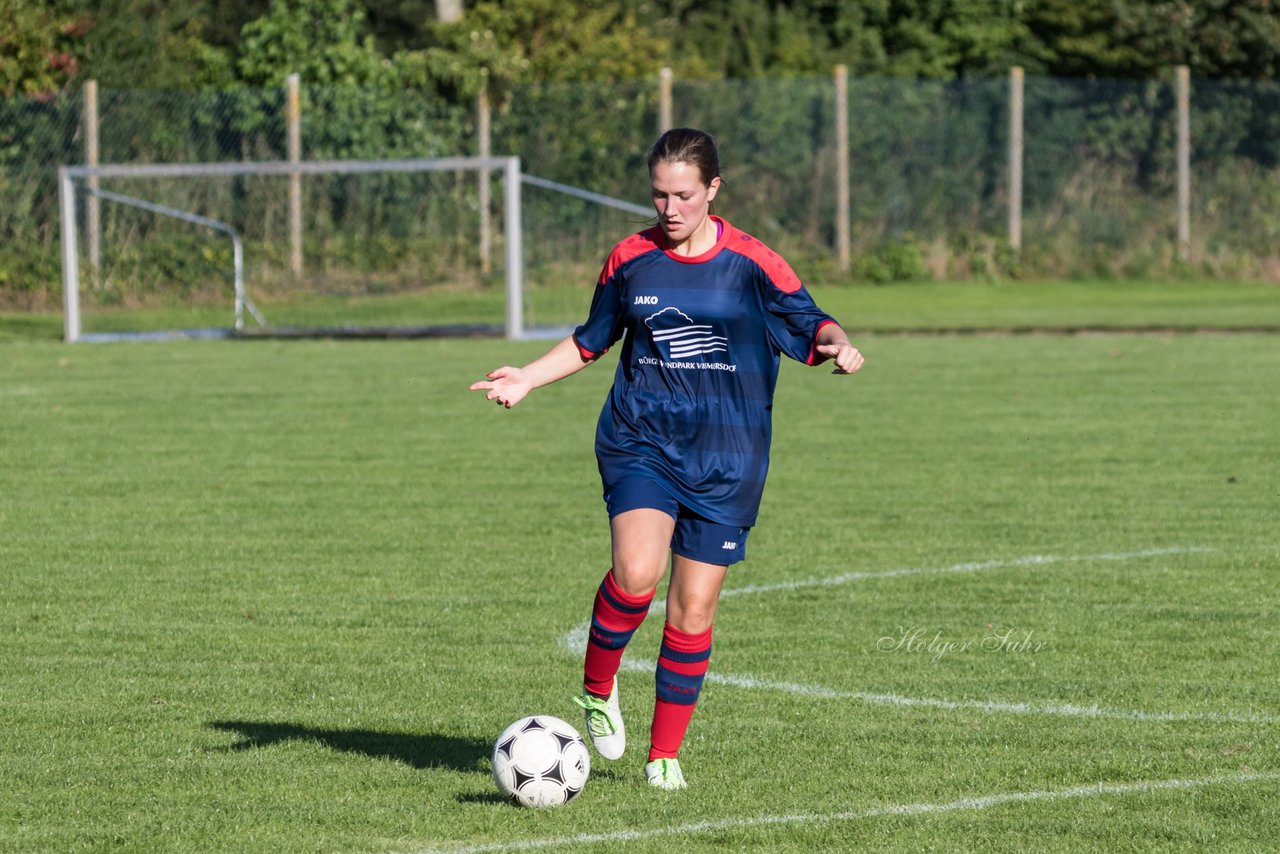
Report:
573,217,840,527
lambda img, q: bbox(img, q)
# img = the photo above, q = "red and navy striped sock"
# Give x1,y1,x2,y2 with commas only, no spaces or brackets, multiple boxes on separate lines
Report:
582,569,654,699
648,621,712,761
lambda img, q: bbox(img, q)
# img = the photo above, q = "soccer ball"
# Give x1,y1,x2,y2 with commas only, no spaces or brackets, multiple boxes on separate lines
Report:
492,715,590,808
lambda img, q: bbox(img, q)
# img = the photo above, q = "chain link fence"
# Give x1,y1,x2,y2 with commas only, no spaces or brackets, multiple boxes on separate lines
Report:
0,92,81,306
3,72,1278,317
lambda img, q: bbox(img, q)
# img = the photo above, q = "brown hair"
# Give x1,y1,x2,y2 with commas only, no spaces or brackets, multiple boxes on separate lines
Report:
647,128,721,187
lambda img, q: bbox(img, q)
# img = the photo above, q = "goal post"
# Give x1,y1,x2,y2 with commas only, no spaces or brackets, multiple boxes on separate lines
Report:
58,156,527,343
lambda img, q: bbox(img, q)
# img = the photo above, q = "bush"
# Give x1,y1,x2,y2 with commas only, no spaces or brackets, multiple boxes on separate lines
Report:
853,237,929,284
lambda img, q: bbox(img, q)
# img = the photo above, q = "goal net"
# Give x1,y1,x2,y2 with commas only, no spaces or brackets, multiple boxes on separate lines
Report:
58,157,652,342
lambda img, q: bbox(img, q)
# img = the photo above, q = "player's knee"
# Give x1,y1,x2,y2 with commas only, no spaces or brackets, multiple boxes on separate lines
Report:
609,560,663,598
667,597,716,634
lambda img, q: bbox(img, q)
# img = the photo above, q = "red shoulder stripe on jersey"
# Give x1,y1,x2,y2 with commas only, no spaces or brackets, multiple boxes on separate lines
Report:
724,225,803,293
597,227,663,285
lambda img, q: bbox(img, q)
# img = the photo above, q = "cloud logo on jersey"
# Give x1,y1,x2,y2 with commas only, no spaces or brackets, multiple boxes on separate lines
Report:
644,307,728,361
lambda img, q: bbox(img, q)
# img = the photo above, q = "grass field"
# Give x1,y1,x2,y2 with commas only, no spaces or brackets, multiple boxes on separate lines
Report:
2,284,1278,851
6,277,1280,341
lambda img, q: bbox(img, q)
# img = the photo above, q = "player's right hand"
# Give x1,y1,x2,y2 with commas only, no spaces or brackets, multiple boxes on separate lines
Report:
469,366,533,409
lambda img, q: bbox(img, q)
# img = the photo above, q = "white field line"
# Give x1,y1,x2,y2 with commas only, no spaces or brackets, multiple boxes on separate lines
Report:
559,547,1215,653
412,770,1280,854
559,546,1279,724
613,659,1278,724
705,546,1215,604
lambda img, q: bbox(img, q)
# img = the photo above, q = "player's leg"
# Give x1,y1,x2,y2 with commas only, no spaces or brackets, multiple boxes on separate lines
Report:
646,518,747,789
581,506,674,699
577,482,676,760
648,552,725,773
609,506,677,598
664,552,729,633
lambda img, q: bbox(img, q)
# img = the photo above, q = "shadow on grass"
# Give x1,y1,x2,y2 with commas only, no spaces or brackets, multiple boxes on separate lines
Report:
0,314,62,342
455,792,512,806
582,763,630,782
208,720,490,773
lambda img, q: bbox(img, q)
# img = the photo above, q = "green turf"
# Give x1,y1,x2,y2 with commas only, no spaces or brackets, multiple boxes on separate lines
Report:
1,329,1277,851
819,278,1280,330
5,278,1280,341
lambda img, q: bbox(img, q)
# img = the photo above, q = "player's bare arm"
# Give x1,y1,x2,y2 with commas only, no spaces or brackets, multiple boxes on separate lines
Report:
469,334,596,408
814,324,864,375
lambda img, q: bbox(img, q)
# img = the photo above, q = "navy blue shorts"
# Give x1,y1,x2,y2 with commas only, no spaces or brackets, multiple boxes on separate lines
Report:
604,478,750,566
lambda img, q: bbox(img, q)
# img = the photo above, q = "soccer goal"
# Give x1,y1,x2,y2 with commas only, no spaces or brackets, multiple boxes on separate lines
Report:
58,157,652,343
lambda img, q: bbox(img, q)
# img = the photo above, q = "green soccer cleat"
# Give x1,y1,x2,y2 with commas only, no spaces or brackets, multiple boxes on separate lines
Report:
644,757,687,790
573,677,626,760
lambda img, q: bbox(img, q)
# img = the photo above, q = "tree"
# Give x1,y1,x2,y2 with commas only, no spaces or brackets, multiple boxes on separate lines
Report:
60,0,233,89
1020,0,1280,80
235,0,464,160
407,0,672,98
361,0,437,51
657,0,1025,80
237,0,394,87
1019,0,1152,77
202,0,272,58
1118,0,1280,79
0,0,88,97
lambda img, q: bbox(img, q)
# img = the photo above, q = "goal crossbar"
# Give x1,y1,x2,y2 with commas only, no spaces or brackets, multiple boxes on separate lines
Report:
59,156,525,343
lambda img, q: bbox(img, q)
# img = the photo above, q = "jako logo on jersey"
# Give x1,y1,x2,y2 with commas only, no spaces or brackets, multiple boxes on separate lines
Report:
634,295,659,305
644,306,728,360
721,541,738,550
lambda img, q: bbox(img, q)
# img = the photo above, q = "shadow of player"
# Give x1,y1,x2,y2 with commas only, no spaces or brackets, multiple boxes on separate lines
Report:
208,719,490,773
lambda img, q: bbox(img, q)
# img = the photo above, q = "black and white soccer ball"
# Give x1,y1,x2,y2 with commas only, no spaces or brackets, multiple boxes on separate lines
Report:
492,715,590,808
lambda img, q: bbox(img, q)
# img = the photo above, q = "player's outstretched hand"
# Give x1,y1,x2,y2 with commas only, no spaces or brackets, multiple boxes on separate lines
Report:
816,342,864,375
469,366,533,408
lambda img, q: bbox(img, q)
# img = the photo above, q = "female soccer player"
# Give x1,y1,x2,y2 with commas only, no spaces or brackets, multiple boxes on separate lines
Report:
470,128,863,790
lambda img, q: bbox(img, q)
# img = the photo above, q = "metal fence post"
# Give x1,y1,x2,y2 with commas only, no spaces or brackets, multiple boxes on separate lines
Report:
1176,65,1191,263
286,73,303,278
834,64,850,273
1009,67,1024,252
